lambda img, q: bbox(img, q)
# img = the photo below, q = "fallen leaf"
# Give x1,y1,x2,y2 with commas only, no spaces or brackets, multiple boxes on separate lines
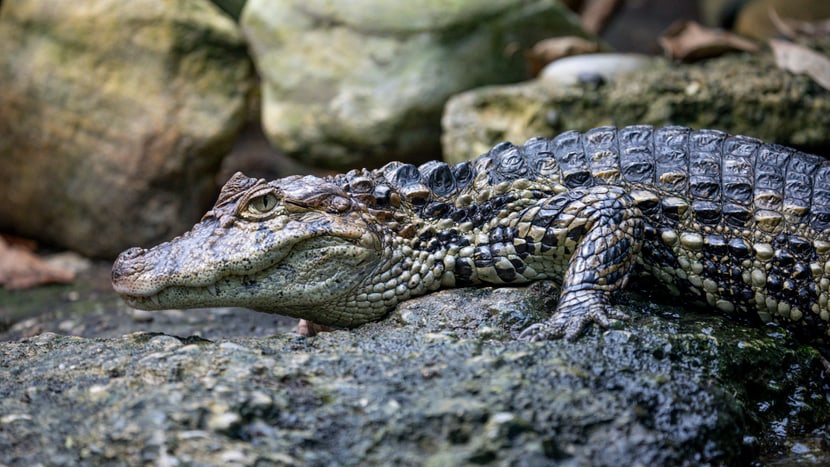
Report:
770,39,830,91
769,8,830,40
526,36,601,75
0,237,75,289
659,21,760,62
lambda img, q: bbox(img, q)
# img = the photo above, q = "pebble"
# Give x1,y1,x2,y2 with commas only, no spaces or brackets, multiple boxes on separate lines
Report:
541,53,658,87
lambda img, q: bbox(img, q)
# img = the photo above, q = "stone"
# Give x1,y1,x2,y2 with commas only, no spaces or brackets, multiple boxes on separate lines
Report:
240,0,586,169
539,52,658,86
442,51,830,164
0,0,253,258
0,281,828,464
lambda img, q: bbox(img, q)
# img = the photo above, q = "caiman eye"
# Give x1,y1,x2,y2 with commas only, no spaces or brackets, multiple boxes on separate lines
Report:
247,192,279,214
327,196,351,213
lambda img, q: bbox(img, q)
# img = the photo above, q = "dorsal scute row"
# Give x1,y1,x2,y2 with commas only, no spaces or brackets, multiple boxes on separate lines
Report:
337,158,478,208
331,125,830,234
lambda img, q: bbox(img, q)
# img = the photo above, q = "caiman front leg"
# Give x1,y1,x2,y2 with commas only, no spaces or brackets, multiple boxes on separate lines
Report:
520,186,645,341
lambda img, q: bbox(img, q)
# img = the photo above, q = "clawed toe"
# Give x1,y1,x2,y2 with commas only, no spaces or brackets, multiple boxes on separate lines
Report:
519,293,630,342
519,322,566,342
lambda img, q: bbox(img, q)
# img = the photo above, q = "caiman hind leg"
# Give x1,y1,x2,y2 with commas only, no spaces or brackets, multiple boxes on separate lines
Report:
520,186,645,341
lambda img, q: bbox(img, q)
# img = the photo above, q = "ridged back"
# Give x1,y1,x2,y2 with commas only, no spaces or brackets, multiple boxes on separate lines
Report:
343,126,829,235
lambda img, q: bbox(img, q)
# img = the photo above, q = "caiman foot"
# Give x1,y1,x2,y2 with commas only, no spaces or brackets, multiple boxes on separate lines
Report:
296,319,335,337
519,291,629,341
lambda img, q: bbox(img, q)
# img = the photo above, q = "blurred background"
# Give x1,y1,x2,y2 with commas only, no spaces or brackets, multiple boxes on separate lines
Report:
1,0,829,336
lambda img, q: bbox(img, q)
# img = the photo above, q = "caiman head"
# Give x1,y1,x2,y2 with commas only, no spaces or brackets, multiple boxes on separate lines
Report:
112,172,389,327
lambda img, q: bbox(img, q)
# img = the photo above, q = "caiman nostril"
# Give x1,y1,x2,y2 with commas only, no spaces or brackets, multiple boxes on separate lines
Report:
112,247,146,282
120,247,146,260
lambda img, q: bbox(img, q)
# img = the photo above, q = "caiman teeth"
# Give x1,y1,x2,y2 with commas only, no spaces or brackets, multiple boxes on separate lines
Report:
149,294,161,307
207,284,218,296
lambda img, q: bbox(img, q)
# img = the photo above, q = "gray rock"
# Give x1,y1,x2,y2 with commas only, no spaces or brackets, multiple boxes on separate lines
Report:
1,281,827,465
442,52,830,164
0,0,252,258
240,0,586,169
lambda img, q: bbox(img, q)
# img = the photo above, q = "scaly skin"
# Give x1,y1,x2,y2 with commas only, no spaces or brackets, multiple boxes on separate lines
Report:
112,125,830,343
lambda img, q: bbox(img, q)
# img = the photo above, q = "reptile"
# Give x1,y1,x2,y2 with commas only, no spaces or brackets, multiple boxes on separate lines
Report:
112,125,830,344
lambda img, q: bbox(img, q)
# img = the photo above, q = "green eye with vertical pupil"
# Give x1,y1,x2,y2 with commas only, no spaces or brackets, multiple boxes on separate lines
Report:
248,193,278,214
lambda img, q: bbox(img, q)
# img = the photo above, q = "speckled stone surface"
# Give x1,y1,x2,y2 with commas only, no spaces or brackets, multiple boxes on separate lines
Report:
1,281,828,465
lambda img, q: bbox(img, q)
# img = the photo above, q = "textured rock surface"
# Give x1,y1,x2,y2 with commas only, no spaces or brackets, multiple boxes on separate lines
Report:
240,0,586,169
1,280,828,465
442,52,830,164
0,0,252,258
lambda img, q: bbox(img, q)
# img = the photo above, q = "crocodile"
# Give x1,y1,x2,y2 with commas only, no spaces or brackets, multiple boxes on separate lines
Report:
112,125,830,344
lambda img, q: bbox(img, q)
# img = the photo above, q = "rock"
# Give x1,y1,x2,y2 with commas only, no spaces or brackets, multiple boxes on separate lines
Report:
539,52,659,86
0,0,252,258
442,52,830,164
1,281,828,465
209,0,246,20
240,0,587,169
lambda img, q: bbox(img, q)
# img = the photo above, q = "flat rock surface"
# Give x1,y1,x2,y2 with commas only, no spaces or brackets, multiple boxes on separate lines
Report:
1,266,828,465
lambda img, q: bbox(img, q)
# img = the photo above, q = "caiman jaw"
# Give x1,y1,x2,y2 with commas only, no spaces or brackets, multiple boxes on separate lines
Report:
111,215,297,299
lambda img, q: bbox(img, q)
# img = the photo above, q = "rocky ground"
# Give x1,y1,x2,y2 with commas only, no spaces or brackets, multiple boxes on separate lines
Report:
1,263,828,465
3,1,830,465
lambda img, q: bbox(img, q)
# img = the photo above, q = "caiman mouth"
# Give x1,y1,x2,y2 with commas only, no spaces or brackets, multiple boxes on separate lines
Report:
115,238,373,311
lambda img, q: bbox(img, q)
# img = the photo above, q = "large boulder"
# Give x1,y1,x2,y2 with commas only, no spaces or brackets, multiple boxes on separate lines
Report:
240,0,587,169
0,0,252,258
442,52,830,163
1,281,828,464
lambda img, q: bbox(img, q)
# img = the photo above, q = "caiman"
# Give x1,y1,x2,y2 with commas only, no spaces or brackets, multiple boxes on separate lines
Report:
112,125,830,344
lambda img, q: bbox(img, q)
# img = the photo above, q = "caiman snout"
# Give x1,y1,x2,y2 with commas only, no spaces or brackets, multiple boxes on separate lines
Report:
111,247,146,284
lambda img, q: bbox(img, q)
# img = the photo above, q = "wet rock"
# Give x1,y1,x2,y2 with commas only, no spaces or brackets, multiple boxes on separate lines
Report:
240,0,586,169
1,282,827,465
0,0,252,258
442,52,830,164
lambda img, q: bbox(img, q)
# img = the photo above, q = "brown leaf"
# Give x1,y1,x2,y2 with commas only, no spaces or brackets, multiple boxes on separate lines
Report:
0,237,75,289
769,8,830,40
526,37,601,75
658,21,760,62
770,39,830,91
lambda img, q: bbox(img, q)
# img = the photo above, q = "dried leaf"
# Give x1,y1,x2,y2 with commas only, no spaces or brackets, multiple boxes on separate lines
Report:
0,237,75,289
770,39,830,91
580,0,623,35
526,37,601,75
769,8,830,40
659,21,760,62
